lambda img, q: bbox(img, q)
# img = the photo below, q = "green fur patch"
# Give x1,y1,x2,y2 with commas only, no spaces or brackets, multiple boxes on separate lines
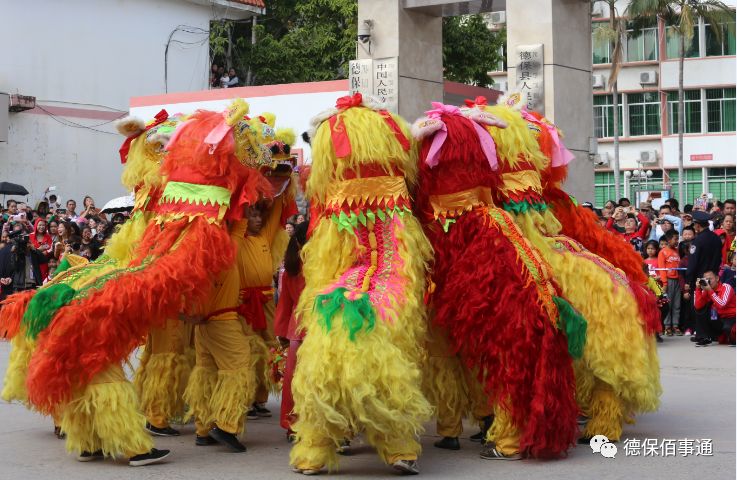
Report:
314,287,376,341
553,296,587,359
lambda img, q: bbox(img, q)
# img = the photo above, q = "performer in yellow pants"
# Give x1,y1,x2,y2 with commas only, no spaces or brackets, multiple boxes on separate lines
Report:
60,365,170,465
134,318,194,436
241,194,292,418
425,323,493,450
184,219,260,452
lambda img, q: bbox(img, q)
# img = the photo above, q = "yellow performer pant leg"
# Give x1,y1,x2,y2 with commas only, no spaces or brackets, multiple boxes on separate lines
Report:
486,404,521,456
135,318,193,429
582,380,624,441
1,334,34,403
368,429,421,464
61,365,153,458
468,368,493,427
254,300,277,404
184,319,256,436
424,323,469,438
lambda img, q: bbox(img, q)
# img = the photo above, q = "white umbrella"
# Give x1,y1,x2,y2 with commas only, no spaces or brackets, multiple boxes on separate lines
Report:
100,194,135,213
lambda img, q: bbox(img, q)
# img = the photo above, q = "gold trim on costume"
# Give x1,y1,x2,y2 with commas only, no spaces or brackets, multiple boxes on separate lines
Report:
428,187,494,219
500,170,543,195
325,176,409,207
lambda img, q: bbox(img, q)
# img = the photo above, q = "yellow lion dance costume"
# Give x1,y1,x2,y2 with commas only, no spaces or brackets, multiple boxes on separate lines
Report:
289,93,432,475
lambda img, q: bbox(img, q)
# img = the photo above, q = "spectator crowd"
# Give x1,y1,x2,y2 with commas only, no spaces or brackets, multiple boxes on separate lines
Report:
0,194,129,299
582,196,735,347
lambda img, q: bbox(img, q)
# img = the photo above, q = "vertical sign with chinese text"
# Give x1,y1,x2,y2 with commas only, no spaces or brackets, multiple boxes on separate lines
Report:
372,57,398,113
349,57,399,113
349,59,373,99
515,44,544,113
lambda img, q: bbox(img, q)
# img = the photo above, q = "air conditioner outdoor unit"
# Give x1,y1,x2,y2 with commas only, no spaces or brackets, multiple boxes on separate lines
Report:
490,11,506,26
594,152,610,167
639,150,658,164
592,74,606,89
640,71,658,85
494,80,508,92
8,94,36,113
591,2,605,17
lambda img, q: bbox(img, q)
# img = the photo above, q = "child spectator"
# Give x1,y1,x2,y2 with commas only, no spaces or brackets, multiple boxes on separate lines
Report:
658,230,682,336
643,240,659,278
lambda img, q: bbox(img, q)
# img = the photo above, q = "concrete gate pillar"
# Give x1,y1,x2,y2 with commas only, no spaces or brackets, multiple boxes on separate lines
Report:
357,0,594,202
357,0,443,121
506,0,594,201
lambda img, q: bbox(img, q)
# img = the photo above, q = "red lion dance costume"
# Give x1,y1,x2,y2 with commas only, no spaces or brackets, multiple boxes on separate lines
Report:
465,94,661,443
412,102,583,459
9,100,271,461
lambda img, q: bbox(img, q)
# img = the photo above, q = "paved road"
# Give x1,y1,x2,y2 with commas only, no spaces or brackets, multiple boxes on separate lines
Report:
0,336,734,480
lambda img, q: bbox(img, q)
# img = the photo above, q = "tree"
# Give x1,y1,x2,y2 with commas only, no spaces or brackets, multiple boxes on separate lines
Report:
627,0,735,204
211,3,504,88
210,0,357,86
443,16,505,88
592,1,627,199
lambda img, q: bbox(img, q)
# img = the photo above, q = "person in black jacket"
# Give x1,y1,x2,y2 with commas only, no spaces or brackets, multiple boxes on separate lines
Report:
686,211,723,343
0,228,48,297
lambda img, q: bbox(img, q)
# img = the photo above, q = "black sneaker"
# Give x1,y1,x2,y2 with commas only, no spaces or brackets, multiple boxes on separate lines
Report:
246,408,259,420
196,435,218,446
54,426,66,440
209,426,247,452
690,336,699,342
656,334,664,343
469,415,493,443
392,459,419,475
253,403,272,418
77,450,104,462
146,422,181,437
129,448,171,467
577,436,592,445
433,436,460,450
695,338,713,347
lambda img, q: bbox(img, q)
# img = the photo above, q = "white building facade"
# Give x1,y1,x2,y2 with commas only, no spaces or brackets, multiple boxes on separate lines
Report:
0,0,263,207
489,0,736,207
590,0,736,207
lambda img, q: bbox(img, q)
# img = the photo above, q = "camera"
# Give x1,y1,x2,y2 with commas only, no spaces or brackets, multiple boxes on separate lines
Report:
357,19,373,44
698,278,708,288
8,229,29,250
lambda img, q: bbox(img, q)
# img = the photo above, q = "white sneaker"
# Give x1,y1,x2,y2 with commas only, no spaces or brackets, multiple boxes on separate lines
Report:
392,459,419,475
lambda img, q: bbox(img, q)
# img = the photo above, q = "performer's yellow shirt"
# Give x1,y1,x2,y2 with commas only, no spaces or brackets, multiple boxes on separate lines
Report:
241,197,284,288
204,221,250,322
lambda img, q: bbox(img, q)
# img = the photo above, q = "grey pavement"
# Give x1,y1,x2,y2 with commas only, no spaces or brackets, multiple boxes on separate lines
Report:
0,336,734,480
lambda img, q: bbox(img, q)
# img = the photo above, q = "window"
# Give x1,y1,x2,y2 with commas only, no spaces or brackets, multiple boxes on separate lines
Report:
666,23,700,59
593,95,624,138
592,22,611,64
493,43,507,72
667,169,703,204
626,20,658,62
706,87,736,132
628,92,661,136
667,90,702,134
594,171,624,207
705,19,736,56
708,167,737,201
